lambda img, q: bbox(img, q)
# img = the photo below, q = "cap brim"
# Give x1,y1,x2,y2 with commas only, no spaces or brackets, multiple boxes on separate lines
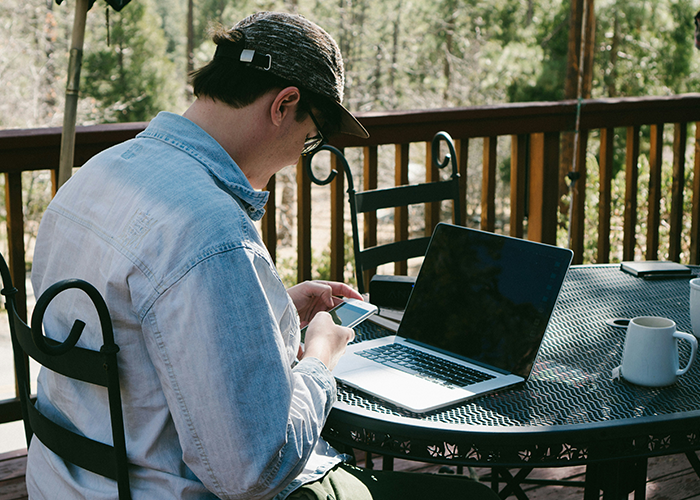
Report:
336,103,369,139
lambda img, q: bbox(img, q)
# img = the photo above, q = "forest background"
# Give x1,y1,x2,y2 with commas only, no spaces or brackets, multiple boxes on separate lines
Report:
2,0,700,283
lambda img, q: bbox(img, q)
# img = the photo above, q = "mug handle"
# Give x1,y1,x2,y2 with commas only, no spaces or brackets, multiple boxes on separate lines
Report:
674,331,698,376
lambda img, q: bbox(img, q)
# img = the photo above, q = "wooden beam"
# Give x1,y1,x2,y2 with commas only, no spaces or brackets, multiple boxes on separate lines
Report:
297,157,312,283
4,172,27,401
362,146,378,287
395,144,409,276
481,137,497,232
456,138,469,226
528,132,560,245
425,142,440,235
569,131,589,264
597,128,614,263
262,175,276,264
4,173,26,323
623,126,640,261
669,123,687,262
330,149,346,282
646,124,664,261
510,135,528,238
691,123,700,265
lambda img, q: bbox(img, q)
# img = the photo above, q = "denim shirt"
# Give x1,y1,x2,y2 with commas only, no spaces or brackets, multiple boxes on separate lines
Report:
26,112,342,500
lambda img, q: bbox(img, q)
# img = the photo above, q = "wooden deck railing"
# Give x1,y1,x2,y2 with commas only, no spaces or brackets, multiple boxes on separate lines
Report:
1,93,700,425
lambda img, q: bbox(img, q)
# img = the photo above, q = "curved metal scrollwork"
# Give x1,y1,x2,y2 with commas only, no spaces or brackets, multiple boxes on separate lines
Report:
305,144,355,191
31,279,116,357
303,133,462,279
431,131,462,226
305,145,361,286
431,131,459,179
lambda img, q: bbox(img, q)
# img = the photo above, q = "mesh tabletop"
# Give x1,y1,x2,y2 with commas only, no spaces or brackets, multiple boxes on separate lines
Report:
326,265,700,466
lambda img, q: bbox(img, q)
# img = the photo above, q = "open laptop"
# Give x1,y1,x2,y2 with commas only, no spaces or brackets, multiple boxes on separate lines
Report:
334,223,573,413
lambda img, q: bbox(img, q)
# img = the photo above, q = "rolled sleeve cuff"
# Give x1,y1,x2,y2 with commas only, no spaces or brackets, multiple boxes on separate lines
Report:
293,357,337,414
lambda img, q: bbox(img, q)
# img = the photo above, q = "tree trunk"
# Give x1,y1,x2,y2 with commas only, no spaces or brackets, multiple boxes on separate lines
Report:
607,13,619,97
560,0,595,210
186,0,194,94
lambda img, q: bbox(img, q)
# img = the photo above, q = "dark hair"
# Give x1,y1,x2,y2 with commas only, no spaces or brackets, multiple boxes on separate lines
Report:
190,26,341,135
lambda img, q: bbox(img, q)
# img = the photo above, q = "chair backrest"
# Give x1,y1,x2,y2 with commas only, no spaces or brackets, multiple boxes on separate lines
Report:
307,131,462,294
0,254,131,500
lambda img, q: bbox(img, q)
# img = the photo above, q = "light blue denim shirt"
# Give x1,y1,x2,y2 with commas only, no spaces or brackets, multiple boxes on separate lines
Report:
26,112,342,499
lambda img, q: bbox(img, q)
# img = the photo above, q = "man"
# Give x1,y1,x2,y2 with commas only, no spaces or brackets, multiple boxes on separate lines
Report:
27,11,499,500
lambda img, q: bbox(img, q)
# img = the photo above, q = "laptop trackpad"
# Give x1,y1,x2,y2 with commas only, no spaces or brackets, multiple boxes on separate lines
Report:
338,363,472,412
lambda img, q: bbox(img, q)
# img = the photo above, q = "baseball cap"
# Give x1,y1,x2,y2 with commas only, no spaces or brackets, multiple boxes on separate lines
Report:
214,12,368,139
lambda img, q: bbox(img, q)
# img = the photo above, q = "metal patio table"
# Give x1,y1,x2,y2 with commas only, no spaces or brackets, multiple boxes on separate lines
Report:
322,265,700,499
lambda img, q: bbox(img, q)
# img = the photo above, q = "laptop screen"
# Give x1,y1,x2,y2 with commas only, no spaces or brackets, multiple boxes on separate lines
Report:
397,224,573,378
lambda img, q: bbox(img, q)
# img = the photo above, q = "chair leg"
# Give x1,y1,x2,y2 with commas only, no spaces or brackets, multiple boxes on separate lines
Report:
686,451,700,478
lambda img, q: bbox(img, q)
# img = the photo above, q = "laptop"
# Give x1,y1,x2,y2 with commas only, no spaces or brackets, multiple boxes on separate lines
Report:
333,223,573,413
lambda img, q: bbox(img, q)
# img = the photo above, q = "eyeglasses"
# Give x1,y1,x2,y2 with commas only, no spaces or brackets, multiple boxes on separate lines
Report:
301,109,327,156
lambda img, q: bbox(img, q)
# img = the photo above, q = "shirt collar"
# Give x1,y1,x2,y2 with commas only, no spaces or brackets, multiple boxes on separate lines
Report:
137,111,269,221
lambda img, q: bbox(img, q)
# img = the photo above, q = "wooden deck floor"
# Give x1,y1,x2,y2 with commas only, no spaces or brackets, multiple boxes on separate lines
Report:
0,450,27,500
368,453,700,499
2,448,699,499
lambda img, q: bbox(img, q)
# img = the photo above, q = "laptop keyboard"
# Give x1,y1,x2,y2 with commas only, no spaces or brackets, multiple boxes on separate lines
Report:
355,343,496,388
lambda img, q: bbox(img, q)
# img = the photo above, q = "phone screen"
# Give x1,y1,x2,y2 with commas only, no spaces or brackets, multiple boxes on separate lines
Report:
328,301,371,327
300,301,375,343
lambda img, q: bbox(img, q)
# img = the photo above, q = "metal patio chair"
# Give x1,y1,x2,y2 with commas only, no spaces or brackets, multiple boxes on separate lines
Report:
306,131,462,295
1,253,131,500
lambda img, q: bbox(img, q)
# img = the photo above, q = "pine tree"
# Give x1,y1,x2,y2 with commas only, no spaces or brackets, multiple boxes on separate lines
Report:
81,0,183,123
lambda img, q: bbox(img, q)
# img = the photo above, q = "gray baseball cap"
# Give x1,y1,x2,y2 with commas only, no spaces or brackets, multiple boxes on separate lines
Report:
218,12,369,139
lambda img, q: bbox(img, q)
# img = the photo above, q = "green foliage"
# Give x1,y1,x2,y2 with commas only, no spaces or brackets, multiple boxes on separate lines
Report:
595,0,700,98
3,0,700,272
81,0,183,122
3,0,700,124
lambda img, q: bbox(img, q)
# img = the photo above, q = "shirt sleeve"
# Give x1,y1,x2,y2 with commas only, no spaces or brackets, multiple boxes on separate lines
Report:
140,245,336,500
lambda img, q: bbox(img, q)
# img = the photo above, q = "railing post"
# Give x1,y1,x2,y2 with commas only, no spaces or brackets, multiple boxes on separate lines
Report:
297,157,312,283
395,144,409,276
623,126,641,261
330,149,346,282
510,134,528,239
4,172,27,322
691,123,700,265
5,171,28,402
569,130,589,264
647,124,664,261
425,141,440,235
598,128,614,263
363,146,378,287
482,136,497,233
669,123,687,262
528,132,560,245
455,138,469,226
262,175,276,264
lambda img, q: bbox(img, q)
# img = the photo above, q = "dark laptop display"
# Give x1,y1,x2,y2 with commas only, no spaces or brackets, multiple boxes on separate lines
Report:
333,223,573,412
398,224,572,378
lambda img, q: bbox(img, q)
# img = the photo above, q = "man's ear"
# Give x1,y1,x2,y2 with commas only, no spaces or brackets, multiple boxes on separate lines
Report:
270,86,302,126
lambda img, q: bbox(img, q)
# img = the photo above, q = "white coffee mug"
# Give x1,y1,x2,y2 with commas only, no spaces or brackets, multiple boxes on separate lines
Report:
689,278,700,339
618,316,697,387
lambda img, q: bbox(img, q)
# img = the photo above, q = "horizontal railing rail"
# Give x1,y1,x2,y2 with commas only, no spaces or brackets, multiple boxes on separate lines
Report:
2,94,700,426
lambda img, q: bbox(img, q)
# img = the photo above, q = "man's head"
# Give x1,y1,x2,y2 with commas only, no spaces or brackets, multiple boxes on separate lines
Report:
191,12,368,143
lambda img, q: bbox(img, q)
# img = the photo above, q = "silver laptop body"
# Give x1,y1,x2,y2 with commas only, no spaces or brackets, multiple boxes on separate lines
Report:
334,224,573,413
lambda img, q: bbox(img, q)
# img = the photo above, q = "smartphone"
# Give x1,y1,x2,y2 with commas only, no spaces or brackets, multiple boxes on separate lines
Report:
300,298,378,342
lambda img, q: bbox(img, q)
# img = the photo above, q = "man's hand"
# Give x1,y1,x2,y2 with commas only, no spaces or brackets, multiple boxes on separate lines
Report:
301,311,355,370
287,280,363,327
